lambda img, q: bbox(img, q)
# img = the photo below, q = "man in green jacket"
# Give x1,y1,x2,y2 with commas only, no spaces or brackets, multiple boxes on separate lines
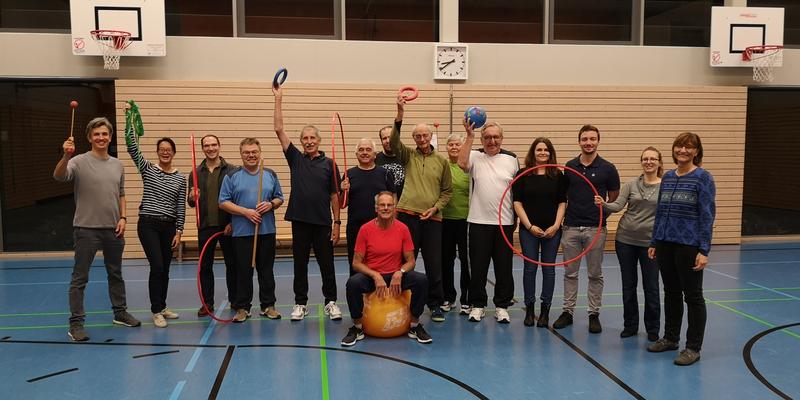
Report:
389,94,453,322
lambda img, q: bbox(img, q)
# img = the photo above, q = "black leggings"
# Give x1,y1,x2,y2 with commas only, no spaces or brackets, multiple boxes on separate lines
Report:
137,216,176,314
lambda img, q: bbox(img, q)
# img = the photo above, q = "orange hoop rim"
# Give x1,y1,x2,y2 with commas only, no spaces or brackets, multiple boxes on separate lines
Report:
90,29,132,49
743,45,783,61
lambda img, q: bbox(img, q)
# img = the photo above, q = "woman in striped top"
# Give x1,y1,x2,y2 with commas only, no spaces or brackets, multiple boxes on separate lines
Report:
126,120,186,329
646,132,716,366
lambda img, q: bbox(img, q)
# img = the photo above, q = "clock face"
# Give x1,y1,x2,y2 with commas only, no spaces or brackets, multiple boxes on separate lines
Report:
435,45,467,80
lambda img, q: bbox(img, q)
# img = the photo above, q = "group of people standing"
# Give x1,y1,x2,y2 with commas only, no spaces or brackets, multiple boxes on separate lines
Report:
54,90,716,366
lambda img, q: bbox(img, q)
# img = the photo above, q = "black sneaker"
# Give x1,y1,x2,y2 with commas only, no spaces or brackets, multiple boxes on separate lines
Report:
341,326,365,347
552,312,573,329
68,323,89,342
536,305,550,328
620,328,637,338
647,338,679,353
647,332,659,342
588,314,602,334
198,306,214,317
431,308,446,323
112,311,142,327
408,324,432,344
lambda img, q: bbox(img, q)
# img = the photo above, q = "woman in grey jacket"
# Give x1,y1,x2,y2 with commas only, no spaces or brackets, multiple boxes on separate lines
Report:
596,146,663,342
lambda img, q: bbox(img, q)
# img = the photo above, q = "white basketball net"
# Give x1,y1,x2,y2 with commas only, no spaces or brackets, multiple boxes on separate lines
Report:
90,30,131,70
745,46,783,83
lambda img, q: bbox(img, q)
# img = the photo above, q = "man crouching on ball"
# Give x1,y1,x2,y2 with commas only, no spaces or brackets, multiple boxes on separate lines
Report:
341,191,431,347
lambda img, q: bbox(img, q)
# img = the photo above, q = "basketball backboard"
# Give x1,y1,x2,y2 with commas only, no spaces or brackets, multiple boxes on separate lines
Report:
70,0,166,57
710,6,783,67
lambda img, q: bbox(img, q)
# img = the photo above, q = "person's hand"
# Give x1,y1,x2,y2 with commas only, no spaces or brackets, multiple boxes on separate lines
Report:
171,232,181,250
224,223,233,236
244,208,262,225
648,247,656,260
374,277,388,299
114,218,126,237
272,85,282,100
188,188,200,202
693,253,708,271
530,225,545,237
542,225,559,239
331,223,341,244
462,117,475,137
594,195,605,206
396,93,406,113
389,271,403,297
420,207,437,220
340,177,350,191
255,201,273,215
63,137,75,156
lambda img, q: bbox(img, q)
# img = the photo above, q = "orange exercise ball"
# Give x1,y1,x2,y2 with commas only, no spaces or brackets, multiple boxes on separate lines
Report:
361,290,412,338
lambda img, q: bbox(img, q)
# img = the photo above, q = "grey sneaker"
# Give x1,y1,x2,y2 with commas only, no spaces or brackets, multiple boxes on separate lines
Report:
68,323,89,342
674,348,701,366
647,338,679,353
112,311,142,327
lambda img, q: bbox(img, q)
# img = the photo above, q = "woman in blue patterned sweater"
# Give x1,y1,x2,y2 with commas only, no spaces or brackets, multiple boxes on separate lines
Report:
646,132,716,366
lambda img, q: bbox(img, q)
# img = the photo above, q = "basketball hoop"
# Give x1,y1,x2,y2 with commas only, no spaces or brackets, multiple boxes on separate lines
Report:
90,30,132,70
743,45,783,83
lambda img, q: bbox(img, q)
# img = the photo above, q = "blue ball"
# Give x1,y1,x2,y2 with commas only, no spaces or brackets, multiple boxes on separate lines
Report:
464,106,487,129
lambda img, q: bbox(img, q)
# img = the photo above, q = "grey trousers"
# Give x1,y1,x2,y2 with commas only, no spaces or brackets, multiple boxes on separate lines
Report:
69,227,128,324
560,225,607,315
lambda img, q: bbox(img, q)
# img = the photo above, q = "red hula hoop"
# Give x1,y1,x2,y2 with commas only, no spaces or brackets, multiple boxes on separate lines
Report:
498,164,604,267
397,86,419,101
191,134,233,323
331,112,349,208
197,231,233,323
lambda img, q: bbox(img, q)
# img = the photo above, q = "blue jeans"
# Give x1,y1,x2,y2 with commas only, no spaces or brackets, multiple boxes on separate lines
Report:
615,241,661,334
519,228,561,308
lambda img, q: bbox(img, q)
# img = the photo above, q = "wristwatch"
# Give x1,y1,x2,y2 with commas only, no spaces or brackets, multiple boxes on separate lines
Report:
398,268,406,274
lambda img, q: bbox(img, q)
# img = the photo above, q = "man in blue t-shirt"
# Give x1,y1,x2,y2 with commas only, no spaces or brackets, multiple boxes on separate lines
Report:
553,125,620,334
219,138,284,323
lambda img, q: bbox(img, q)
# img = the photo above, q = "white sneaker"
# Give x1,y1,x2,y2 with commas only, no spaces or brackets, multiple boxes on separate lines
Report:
290,304,309,321
153,313,167,328
459,304,471,315
160,308,179,319
496,307,511,324
324,301,342,320
468,307,485,322
440,301,452,312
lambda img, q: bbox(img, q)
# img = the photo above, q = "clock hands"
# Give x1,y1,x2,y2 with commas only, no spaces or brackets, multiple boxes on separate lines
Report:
438,59,456,71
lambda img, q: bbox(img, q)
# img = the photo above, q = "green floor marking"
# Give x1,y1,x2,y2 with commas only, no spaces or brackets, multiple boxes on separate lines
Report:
707,300,800,340
318,304,330,400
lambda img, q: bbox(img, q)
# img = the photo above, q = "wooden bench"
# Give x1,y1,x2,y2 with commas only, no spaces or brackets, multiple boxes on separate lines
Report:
177,233,346,261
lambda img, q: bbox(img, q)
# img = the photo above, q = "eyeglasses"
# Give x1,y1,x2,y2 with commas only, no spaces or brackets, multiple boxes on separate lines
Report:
412,134,431,140
674,145,696,150
641,157,660,163
482,135,502,142
157,148,174,154
241,151,261,156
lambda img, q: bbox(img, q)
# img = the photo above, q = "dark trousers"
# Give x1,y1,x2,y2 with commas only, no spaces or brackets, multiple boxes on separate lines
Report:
397,213,443,309
345,271,428,320
346,218,371,276
615,240,660,335
232,234,277,310
292,221,337,305
137,216,176,314
519,228,561,308
442,218,470,305
198,226,236,307
69,228,127,324
656,241,706,352
468,223,516,309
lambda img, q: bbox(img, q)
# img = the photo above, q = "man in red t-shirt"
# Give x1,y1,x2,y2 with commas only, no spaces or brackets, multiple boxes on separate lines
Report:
341,191,432,346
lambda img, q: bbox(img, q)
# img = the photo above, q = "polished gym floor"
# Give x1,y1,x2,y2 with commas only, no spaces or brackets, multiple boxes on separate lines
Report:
1,241,798,399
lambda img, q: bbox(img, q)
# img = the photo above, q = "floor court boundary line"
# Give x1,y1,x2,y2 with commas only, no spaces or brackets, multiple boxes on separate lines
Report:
208,346,235,400
185,301,227,373
742,322,800,400
548,329,645,399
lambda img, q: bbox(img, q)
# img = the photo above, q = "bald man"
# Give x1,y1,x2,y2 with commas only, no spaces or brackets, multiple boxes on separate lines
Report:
388,94,453,322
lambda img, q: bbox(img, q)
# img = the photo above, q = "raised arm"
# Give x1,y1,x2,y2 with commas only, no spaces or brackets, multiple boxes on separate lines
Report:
272,86,291,152
457,118,475,171
389,95,411,164
53,137,75,182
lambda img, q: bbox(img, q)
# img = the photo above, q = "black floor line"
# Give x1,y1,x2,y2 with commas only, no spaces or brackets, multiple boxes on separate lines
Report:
549,329,645,399
742,322,800,400
27,368,79,383
104,338,114,343
132,350,180,359
208,346,235,400
239,344,489,399
1,336,10,340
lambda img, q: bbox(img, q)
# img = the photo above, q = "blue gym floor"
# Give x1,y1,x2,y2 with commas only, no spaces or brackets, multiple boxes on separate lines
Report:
1,241,798,399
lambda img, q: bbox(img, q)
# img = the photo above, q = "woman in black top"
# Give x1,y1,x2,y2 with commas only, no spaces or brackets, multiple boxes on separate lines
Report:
513,137,568,327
